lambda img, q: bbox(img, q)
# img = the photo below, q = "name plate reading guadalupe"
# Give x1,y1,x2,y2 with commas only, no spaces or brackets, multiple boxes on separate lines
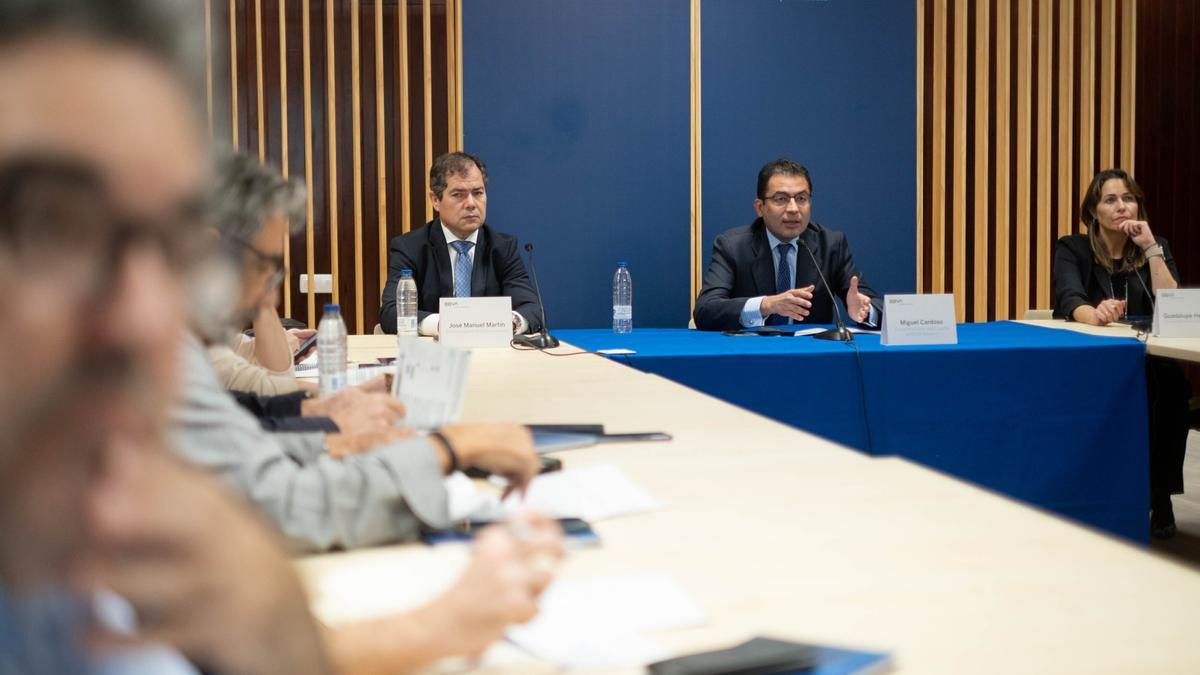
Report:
880,294,957,346
439,296,513,348
1152,289,1200,337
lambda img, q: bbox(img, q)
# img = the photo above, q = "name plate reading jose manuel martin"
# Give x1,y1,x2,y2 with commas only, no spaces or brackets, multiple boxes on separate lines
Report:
439,296,513,348
881,294,957,346
1152,289,1200,338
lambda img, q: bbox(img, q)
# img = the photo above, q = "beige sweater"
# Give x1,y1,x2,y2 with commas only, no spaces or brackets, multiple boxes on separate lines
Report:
206,333,300,395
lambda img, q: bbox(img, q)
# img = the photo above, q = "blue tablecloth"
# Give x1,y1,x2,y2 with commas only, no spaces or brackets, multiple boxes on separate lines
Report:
556,322,1150,542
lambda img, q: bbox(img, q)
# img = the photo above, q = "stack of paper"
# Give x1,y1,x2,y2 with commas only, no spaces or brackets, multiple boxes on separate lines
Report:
391,337,470,429
294,352,319,378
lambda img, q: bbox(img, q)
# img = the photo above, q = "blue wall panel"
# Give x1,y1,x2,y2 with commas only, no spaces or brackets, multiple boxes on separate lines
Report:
701,0,916,298
463,0,691,328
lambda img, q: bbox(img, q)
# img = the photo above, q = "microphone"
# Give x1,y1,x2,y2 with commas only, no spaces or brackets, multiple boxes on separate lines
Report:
511,242,560,349
1130,260,1156,332
799,240,854,342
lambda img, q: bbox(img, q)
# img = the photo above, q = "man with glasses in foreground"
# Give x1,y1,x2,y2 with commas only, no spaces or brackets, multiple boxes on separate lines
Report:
203,148,403,433
693,158,881,331
0,1,331,670
207,214,321,397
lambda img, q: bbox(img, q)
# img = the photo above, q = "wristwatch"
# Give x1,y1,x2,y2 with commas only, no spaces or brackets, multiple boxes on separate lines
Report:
1144,243,1164,259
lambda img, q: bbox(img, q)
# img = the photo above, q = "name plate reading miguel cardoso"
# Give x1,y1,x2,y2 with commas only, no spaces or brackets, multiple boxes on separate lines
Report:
881,294,958,346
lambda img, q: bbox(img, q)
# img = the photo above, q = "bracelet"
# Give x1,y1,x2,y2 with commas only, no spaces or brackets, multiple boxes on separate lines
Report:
1143,244,1164,259
430,430,458,474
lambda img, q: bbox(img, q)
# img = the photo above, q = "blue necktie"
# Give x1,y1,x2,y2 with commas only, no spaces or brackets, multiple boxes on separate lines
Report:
451,240,474,298
768,242,793,325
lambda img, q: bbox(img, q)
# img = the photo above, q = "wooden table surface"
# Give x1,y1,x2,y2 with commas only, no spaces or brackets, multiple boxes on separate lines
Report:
298,335,1200,674
1021,318,1200,363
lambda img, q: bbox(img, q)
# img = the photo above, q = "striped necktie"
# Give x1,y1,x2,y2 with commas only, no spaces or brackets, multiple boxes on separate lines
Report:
450,240,474,298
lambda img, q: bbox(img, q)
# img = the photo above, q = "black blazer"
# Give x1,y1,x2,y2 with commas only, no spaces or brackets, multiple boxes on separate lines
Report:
1052,233,1178,320
693,219,882,331
378,221,541,334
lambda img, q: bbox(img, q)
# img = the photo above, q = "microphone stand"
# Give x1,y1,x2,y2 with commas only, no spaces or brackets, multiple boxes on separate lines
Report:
1130,260,1156,333
799,240,854,342
511,242,560,349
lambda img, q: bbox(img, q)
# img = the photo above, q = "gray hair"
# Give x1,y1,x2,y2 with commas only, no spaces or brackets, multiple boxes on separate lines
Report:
209,148,306,244
0,0,204,94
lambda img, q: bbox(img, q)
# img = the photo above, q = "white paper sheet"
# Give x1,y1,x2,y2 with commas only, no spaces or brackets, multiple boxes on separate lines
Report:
391,337,470,429
445,464,662,523
302,546,703,670
305,545,471,625
505,574,707,668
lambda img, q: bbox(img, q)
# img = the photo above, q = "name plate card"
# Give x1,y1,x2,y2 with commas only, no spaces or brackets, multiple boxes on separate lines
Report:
880,294,958,346
1152,289,1200,337
439,296,513,348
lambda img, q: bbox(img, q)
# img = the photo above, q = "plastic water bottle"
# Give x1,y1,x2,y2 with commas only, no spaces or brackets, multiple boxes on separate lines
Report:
396,269,418,337
612,262,633,334
317,304,347,396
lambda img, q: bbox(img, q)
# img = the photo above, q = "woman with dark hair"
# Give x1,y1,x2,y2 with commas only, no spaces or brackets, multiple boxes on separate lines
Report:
1053,168,1190,539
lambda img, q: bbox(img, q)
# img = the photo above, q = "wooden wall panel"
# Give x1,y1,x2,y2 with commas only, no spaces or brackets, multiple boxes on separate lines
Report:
918,0,1138,320
1034,0,1051,311
277,0,292,316
930,0,946,294
1013,0,1030,320
971,0,989,322
1056,0,1074,244
952,0,968,320
1136,1,1199,288
207,0,457,331
993,0,1010,319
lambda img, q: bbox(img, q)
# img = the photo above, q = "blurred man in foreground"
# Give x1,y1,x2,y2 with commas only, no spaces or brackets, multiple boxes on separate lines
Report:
0,0,330,671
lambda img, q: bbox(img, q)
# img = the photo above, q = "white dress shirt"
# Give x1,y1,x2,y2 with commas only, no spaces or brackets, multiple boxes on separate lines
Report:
739,228,878,328
418,222,528,336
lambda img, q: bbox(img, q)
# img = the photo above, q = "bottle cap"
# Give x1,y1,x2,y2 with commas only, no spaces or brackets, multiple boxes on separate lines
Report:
324,303,340,313
401,269,413,277
617,261,628,267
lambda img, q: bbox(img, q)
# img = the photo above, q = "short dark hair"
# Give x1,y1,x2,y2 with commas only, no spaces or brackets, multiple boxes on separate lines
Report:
429,152,488,199
757,158,813,200
0,0,203,93
209,148,306,244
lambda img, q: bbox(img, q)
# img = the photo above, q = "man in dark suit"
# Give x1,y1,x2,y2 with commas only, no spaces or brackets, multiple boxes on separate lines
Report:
693,159,882,332
379,152,540,335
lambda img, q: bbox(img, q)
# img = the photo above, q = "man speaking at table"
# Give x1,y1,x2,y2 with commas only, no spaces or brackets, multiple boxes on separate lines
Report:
693,158,882,332
379,152,541,336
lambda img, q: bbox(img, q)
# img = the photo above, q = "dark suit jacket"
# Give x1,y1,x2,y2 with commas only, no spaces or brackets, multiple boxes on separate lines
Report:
378,220,541,334
693,219,882,331
1052,233,1177,319
231,390,339,433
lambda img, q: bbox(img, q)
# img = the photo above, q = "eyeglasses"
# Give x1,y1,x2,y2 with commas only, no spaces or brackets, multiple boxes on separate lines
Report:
228,235,286,290
0,156,212,298
764,192,811,208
